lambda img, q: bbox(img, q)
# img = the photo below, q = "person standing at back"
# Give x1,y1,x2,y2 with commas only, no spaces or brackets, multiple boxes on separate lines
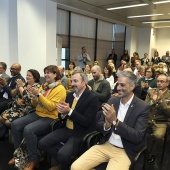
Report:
107,49,117,67
77,47,91,71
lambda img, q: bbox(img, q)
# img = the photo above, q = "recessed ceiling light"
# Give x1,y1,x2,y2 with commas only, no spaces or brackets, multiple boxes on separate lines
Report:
142,20,170,24
127,14,164,18
107,3,148,10
155,26,170,28
153,0,170,4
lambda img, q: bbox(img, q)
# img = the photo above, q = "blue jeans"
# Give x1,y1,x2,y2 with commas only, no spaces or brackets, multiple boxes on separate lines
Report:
11,112,53,162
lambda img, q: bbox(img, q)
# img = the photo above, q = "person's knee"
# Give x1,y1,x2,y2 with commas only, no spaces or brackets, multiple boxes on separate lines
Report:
57,149,71,163
153,131,165,139
70,161,79,170
38,138,47,151
23,124,34,137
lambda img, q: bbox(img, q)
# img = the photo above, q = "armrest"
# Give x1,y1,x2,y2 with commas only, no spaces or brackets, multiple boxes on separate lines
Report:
50,118,64,131
78,131,99,156
129,147,148,170
87,131,103,149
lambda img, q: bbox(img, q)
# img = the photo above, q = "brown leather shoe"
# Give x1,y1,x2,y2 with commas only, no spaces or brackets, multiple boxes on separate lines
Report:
8,158,15,166
23,161,38,170
48,165,60,170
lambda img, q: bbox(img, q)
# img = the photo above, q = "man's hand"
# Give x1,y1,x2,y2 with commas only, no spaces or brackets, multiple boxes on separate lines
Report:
57,101,71,115
151,89,163,101
102,103,117,129
111,93,118,97
0,78,7,86
16,79,24,87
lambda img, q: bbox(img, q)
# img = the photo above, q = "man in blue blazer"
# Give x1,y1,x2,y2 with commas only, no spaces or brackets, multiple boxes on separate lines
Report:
71,71,150,170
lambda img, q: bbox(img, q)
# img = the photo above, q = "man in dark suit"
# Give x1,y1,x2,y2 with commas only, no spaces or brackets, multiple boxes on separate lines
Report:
0,63,25,113
71,71,150,170
0,63,25,139
38,71,99,170
88,65,111,108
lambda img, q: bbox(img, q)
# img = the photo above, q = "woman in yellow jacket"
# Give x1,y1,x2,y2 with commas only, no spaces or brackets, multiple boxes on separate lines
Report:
8,65,66,170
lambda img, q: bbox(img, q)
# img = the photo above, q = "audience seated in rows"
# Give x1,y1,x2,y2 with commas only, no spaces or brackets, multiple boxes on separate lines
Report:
38,71,99,170
8,65,66,170
0,69,41,128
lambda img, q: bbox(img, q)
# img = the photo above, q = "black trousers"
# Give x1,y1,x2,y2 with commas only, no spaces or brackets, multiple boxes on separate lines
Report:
38,127,82,170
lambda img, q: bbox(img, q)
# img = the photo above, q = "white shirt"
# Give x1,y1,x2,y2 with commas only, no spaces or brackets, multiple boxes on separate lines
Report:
67,92,83,116
108,94,134,148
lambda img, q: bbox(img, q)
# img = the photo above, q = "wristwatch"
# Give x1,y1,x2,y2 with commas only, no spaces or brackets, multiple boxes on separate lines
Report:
37,93,41,97
113,119,118,126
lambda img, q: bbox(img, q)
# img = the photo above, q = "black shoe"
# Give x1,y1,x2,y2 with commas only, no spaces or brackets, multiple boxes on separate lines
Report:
147,154,155,164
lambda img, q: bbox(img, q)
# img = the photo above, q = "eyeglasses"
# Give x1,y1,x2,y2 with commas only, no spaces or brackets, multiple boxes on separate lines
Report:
157,80,167,83
10,67,18,70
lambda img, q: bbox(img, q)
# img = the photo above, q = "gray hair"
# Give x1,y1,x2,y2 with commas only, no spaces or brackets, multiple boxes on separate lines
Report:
117,71,137,85
72,71,88,84
157,74,169,82
74,66,83,72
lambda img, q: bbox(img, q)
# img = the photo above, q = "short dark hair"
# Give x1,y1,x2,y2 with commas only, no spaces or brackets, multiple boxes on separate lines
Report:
145,66,156,78
44,65,60,81
69,61,76,69
27,69,40,83
0,62,7,70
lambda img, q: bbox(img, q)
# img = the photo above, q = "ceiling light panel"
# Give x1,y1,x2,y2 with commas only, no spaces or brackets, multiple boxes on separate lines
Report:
153,0,170,4
127,14,164,18
142,20,170,24
107,3,148,10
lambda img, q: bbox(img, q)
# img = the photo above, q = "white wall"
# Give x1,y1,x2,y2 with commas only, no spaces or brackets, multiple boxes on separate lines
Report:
0,0,10,71
149,28,157,58
136,28,151,59
155,28,170,57
125,26,137,57
126,27,152,59
18,0,57,76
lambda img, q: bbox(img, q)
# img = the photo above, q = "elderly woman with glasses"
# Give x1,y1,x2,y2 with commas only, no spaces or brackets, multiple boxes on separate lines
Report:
138,66,157,100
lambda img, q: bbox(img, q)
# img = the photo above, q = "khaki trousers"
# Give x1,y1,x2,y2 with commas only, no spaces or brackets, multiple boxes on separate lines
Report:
71,142,131,170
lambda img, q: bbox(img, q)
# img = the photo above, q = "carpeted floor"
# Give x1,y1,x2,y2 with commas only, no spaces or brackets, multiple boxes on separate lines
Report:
0,135,170,170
